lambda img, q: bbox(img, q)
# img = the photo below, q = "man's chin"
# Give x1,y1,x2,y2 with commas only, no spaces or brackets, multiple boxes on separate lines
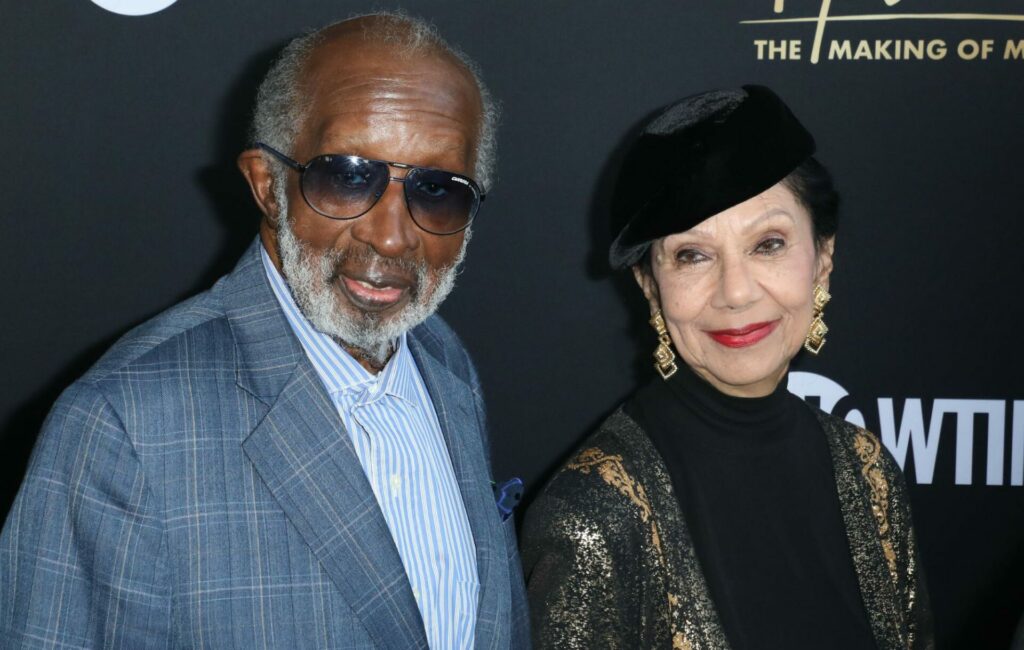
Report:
314,309,397,360
318,293,418,347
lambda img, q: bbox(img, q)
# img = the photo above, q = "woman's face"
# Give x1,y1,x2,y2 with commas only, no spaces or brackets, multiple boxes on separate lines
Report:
634,182,834,398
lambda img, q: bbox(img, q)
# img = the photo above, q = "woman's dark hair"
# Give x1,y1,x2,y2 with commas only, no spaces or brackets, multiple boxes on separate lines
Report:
781,156,839,249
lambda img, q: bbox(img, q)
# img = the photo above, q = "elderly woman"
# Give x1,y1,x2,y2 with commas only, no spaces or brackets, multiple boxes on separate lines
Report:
521,86,933,649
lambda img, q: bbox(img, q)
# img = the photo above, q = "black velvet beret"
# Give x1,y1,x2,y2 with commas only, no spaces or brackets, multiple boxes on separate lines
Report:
608,85,815,269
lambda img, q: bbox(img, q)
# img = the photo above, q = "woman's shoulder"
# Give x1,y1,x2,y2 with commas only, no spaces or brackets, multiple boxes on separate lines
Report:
571,407,651,462
548,407,653,487
525,407,658,524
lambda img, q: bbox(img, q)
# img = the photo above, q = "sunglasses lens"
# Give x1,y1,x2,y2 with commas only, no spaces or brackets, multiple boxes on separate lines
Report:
302,155,388,219
404,168,479,234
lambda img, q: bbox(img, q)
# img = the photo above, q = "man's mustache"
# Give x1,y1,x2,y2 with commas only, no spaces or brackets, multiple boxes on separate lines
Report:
319,245,427,298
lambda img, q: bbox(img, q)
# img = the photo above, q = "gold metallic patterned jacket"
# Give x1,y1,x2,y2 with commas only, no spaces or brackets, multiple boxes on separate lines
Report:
521,408,934,650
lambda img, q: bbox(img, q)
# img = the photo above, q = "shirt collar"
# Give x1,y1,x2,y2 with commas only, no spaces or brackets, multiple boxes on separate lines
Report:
259,244,419,405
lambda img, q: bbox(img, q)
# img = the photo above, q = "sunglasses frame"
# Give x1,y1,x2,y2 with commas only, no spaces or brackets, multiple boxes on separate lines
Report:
256,142,484,235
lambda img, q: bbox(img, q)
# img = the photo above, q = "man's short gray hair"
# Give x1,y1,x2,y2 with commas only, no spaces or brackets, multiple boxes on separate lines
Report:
251,11,499,191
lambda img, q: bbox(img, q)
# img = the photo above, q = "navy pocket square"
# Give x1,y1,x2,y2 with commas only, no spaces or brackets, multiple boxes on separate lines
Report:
492,477,523,522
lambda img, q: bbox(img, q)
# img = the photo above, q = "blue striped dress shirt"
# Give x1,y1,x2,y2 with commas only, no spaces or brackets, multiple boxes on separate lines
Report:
261,246,479,649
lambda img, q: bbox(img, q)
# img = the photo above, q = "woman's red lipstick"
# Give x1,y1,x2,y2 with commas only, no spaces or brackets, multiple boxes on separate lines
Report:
706,320,780,348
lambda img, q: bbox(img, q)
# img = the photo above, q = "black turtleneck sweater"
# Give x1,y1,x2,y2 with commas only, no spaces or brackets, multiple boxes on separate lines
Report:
624,365,877,650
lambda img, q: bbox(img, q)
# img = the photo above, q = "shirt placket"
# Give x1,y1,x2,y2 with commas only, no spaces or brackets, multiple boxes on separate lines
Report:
350,384,384,505
355,393,433,621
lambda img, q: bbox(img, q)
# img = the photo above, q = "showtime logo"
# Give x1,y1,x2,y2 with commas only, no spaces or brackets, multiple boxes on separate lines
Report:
90,0,178,16
788,372,1023,487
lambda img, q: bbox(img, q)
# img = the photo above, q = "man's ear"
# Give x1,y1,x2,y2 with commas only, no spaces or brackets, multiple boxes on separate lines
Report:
237,148,281,223
815,236,836,290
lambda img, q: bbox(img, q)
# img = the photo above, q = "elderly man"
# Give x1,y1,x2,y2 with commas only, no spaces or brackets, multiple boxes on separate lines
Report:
0,13,527,649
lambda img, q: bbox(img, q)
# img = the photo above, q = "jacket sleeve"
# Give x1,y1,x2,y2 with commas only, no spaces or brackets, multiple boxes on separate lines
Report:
521,478,642,650
0,381,171,649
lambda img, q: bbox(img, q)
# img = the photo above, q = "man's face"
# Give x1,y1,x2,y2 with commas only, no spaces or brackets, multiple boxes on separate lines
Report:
259,35,483,366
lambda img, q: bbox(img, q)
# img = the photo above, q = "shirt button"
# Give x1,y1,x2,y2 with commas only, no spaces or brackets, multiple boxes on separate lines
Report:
390,474,401,496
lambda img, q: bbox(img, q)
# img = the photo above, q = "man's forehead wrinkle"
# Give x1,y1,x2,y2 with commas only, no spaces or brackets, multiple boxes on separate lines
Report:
307,63,480,107
315,119,470,157
307,100,474,164
301,34,482,107
313,75,473,112
298,77,480,159
311,90,477,141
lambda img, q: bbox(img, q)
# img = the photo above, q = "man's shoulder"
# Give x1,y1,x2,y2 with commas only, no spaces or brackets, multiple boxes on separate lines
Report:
77,239,272,388
80,283,233,387
411,313,463,350
410,313,475,380
32,282,243,463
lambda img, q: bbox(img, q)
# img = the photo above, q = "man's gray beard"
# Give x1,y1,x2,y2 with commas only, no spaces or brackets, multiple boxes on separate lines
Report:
273,182,468,367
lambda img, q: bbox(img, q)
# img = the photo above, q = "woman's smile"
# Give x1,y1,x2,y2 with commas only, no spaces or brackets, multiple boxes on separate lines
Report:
704,319,781,348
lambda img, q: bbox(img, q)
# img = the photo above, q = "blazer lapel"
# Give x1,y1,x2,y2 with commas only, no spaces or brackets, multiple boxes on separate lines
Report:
408,330,510,650
225,240,428,649
817,412,906,649
620,412,729,649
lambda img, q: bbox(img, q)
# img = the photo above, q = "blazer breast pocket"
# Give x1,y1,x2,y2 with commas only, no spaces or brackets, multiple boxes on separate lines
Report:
492,476,523,559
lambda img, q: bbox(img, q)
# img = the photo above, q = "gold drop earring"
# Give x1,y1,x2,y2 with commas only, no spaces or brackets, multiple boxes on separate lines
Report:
650,310,679,380
804,284,831,355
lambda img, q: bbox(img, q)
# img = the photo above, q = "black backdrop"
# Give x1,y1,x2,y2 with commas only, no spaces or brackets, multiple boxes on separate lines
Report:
2,1,1022,647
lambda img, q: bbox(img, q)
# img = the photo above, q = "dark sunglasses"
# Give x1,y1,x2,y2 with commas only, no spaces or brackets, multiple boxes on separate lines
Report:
257,142,484,235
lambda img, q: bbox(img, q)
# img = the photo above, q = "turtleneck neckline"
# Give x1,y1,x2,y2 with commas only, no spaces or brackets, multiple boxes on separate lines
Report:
622,363,877,649
657,363,797,451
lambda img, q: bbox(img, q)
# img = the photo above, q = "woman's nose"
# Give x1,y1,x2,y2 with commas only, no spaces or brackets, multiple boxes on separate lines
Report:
715,255,762,310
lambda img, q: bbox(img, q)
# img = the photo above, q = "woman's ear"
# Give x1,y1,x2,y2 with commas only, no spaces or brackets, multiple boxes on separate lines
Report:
815,236,836,290
631,264,662,315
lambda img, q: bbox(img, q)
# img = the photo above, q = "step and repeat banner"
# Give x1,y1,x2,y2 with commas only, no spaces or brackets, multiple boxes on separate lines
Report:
2,1,1021,647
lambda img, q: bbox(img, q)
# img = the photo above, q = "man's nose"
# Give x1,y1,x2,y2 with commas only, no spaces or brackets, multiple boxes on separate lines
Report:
350,179,419,258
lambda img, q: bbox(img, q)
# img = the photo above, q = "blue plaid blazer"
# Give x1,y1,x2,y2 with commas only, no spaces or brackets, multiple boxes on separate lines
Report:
0,239,529,649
